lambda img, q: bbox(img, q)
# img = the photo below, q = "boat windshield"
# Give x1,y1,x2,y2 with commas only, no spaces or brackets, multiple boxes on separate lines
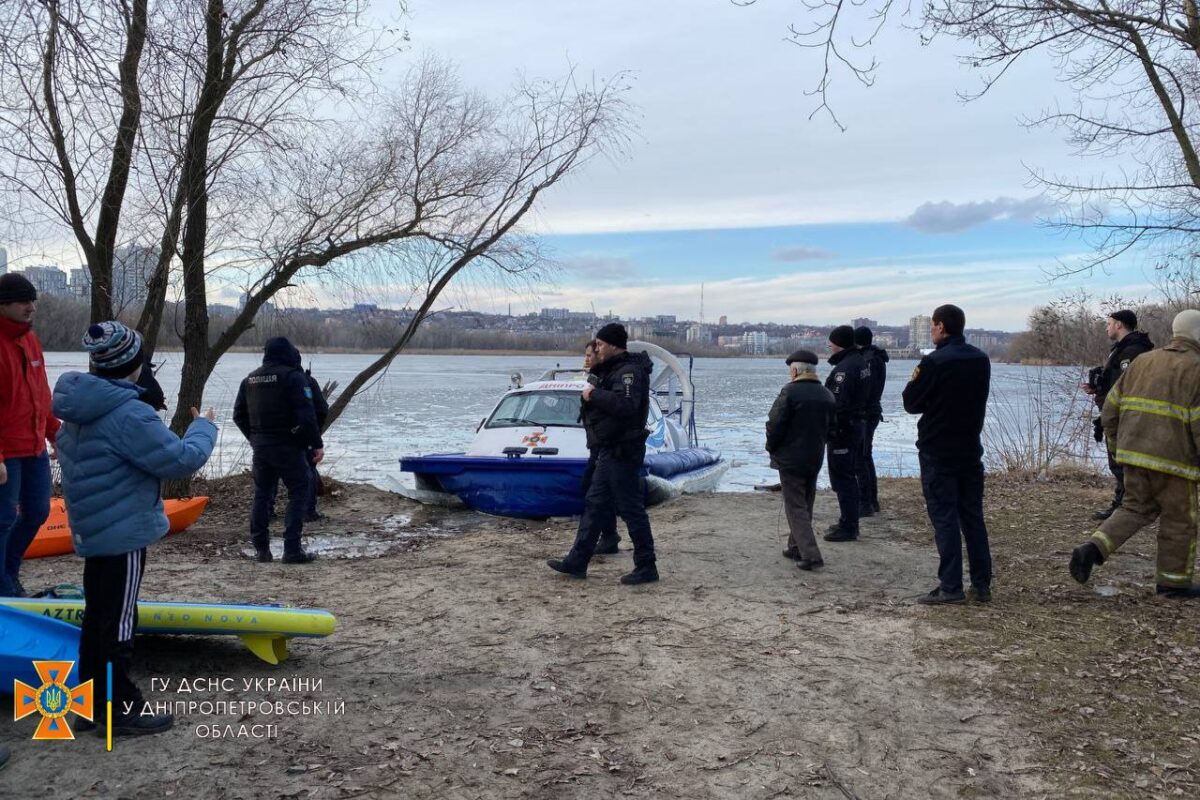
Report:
486,391,583,429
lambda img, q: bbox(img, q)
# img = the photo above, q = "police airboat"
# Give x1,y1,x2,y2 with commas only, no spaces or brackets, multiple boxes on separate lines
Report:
398,342,729,518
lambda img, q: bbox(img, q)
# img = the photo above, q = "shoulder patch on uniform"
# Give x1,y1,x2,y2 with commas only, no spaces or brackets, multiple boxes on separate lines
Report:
910,366,920,382
1120,359,1130,370
834,372,845,383
303,386,313,399
622,374,633,385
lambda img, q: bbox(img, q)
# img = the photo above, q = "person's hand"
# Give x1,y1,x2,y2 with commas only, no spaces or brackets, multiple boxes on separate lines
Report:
0,462,6,485
312,448,325,465
191,407,216,422
581,384,595,401
1080,382,1096,395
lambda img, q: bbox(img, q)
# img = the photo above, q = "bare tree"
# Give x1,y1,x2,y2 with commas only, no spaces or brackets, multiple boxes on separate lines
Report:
745,0,1200,268
0,0,150,321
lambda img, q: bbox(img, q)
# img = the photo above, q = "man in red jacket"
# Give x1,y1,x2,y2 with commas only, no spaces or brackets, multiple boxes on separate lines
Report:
0,273,60,596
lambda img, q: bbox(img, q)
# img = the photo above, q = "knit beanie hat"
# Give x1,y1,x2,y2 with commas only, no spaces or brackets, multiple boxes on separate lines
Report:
1171,309,1200,343
83,320,143,379
595,322,628,349
853,326,873,346
0,273,37,304
829,325,856,349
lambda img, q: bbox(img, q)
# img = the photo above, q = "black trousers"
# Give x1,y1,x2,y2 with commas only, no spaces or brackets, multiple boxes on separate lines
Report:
80,549,147,715
567,450,655,570
251,444,310,553
858,416,880,509
919,453,992,594
581,454,620,547
827,421,865,530
267,453,320,518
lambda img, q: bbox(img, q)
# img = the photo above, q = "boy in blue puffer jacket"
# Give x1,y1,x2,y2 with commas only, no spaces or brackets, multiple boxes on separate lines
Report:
54,321,217,737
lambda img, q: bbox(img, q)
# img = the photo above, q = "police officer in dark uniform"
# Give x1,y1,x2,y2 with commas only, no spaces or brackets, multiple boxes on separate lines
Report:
854,326,888,516
547,323,658,584
902,304,992,605
582,340,621,554
824,325,869,542
1081,310,1153,520
233,337,323,564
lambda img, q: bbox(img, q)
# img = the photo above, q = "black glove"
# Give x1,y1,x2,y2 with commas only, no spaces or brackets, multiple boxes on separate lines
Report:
1092,416,1104,443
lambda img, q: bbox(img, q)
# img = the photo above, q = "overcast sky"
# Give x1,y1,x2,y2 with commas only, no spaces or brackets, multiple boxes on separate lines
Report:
5,1,1161,331
386,0,1153,330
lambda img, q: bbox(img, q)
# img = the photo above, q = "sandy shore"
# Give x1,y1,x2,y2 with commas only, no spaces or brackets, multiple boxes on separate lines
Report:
1,473,1192,798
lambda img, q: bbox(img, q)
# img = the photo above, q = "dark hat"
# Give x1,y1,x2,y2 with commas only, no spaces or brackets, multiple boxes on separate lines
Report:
829,325,856,349
786,349,818,366
1109,309,1137,330
853,326,873,346
0,273,37,304
595,322,628,349
264,336,301,367
83,321,143,379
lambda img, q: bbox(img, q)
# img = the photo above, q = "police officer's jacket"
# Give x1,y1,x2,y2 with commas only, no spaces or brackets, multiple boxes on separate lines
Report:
232,341,323,450
581,350,653,459
902,335,990,463
859,344,889,421
1095,331,1154,409
825,347,868,441
765,374,835,476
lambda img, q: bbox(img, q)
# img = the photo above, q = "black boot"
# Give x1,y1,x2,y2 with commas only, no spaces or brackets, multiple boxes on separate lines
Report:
917,587,966,605
254,547,273,563
1156,584,1200,599
858,504,875,518
620,565,659,585
546,558,587,578
109,711,174,737
281,550,317,564
782,547,801,560
824,525,858,542
1069,541,1104,584
595,537,620,555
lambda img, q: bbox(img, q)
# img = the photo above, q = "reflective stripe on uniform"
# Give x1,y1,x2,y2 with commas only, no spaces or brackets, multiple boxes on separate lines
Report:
1091,530,1116,557
1114,448,1200,481
1114,394,1200,423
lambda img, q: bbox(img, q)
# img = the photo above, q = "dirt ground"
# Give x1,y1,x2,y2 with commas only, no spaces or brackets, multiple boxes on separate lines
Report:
1,471,1194,799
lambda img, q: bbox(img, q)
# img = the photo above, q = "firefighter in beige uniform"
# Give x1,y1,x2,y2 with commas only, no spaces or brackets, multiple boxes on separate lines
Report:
1070,309,1200,598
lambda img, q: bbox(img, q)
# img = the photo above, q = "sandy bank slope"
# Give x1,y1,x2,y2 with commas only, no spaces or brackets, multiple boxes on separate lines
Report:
5,487,1044,799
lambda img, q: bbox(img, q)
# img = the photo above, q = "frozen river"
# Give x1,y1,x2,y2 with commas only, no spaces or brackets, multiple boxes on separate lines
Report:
42,351,1099,491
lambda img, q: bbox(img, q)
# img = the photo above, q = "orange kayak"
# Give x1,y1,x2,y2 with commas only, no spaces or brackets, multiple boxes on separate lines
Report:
25,497,210,559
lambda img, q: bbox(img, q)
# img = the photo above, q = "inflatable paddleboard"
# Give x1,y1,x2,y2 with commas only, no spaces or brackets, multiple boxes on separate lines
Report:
0,606,81,689
0,598,335,665
26,497,210,559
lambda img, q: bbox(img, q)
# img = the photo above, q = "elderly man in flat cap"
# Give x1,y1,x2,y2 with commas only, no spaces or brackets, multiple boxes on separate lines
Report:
766,350,836,570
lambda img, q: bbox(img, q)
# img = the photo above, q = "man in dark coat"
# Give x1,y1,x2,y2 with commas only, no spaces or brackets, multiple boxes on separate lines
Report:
854,326,889,516
823,325,869,542
903,304,992,605
581,341,620,554
766,349,835,570
548,323,658,584
1081,310,1154,520
233,337,324,564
